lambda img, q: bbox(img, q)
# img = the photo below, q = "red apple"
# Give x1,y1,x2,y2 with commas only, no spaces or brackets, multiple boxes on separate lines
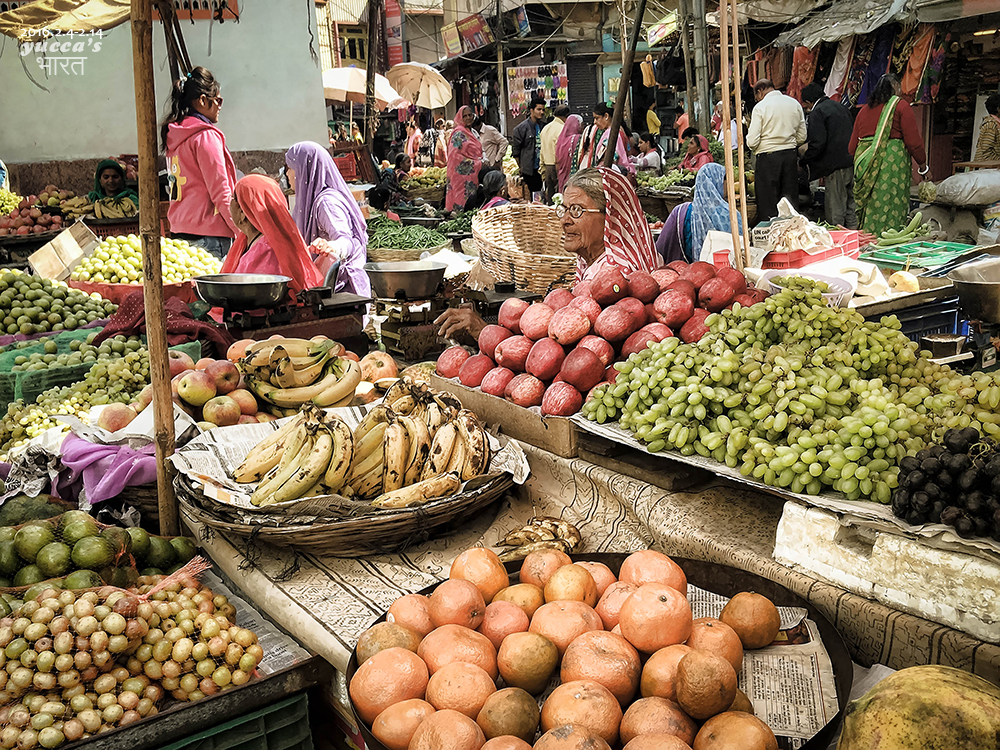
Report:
168,350,195,378
177,370,217,407
205,359,241,395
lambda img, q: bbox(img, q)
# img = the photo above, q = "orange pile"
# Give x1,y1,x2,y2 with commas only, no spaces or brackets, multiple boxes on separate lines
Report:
350,547,783,750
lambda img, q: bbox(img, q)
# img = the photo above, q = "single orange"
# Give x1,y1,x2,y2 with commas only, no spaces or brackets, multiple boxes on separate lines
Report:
573,561,617,598
560,630,641,706
618,583,693,653
355,622,422,665
544,565,599,607
594,582,637,631
619,696,697,746
519,549,572,588
497,631,559,695
476,687,540,742
640,644,693,701
452,548,511,603
491,583,545,619
418,624,499,680
478,601,530,650
540,680,623,746
533,724,612,750
428,578,487,630
618,550,687,595
387,593,435,637
529,601,604,656
675,650,738,721
408,709,487,750
370,699,435,750
348,647,429,725
687,618,744,674
719,592,781,650
426,661,497,718
693,711,778,750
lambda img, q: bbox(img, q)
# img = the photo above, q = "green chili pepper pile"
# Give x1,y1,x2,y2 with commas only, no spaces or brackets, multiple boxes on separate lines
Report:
367,216,448,249
439,211,476,234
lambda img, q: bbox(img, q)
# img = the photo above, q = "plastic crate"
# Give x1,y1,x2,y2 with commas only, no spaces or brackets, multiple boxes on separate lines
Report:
859,240,975,272
866,297,960,343
161,693,313,750
827,229,860,253
89,220,140,239
332,154,357,182
760,244,860,269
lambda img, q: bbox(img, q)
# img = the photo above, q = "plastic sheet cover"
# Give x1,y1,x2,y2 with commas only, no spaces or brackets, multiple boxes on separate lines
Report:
0,0,129,41
775,0,914,48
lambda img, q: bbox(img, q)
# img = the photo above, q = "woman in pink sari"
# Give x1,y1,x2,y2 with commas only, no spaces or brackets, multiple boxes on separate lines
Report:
446,106,483,211
556,114,584,191
405,121,422,162
577,103,634,175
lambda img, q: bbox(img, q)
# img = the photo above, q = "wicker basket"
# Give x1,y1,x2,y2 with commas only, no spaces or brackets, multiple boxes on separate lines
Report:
402,184,446,203
472,204,575,294
367,241,451,263
177,472,514,556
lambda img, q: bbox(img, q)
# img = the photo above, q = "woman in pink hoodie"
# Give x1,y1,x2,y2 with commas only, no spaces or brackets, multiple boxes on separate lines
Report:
161,67,239,259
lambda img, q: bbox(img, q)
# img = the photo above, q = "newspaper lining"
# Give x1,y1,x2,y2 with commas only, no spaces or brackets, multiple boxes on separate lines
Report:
168,404,530,525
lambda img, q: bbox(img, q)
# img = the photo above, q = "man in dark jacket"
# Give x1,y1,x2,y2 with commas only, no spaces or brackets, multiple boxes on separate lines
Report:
801,83,857,228
511,96,546,196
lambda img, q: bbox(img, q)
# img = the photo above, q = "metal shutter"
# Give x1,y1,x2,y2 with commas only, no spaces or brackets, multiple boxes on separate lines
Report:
567,55,600,117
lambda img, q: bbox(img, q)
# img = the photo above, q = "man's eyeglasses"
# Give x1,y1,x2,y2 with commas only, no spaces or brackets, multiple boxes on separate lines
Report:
556,204,604,220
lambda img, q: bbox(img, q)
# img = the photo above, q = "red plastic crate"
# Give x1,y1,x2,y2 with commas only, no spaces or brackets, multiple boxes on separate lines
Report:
332,154,357,181
714,243,860,269
827,230,860,253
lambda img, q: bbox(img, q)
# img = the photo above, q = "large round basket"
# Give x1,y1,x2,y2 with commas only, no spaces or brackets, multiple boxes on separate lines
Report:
176,472,514,556
472,203,575,294
402,184,446,203
346,554,855,750
367,241,450,263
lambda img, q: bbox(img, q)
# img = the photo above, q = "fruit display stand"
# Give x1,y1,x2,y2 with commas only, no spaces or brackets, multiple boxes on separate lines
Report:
431,373,580,458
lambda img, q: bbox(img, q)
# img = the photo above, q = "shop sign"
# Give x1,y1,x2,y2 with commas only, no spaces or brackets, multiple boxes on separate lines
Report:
387,0,403,66
647,11,677,47
515,6,530,38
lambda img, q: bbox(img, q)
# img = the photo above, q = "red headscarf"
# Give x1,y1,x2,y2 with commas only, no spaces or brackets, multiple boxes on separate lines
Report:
221,175,324,296
577,168,661,281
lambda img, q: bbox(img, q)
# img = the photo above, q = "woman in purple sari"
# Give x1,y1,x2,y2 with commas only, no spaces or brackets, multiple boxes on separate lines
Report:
555,114,583,192
284,141,371,297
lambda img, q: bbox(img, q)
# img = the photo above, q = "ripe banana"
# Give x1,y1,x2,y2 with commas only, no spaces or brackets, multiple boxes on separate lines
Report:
371,472,462,508
422,422,458,481
263,428,334,506
444,432,467,477
287,351,333,387
456,410,490,480
246,337,333,359
381,419,409,494
322,416,355,493
382,379,412,408
500,517,583,551
389,395,417,416
356,404,393,443
400,415,431,486
271,347,298,388
424,401,445,438
251,426,314,505
353,421,388,467
255,359,342,407
498,539,573,562
233,438,284,483
313,358,362,407
351,462,384,500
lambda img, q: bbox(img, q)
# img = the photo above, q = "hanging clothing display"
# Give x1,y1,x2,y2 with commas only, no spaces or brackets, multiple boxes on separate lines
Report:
901,25,936,100
825,37,855,102
787,46,818,102
857,25,897,107
890,23,919,76
842,33,875,108
813,42,838,89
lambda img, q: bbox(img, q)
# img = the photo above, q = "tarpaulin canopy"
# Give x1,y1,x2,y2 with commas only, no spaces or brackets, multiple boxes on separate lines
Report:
708,0,825,25
916,0,1000,22
0,0,130,41
774,0,914,47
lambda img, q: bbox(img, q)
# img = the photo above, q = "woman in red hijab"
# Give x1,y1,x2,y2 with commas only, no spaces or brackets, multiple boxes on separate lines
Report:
222,175,324,299
679,134,714,172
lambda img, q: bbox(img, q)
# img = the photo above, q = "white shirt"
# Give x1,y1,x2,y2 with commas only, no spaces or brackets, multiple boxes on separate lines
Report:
746,90,807,155
478,125,509,167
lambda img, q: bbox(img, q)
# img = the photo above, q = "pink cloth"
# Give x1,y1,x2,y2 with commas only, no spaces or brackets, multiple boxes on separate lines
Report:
576,167,661,282
60,434,157,505
406,128,422,160
680,135,714,172
446,106,483,211
675,113,690,133
556,114,583,191
579,127,635,175
165,115,239,238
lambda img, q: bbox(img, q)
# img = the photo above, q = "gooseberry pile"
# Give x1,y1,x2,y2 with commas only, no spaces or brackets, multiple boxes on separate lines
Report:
70,236,221,285
0,574,261,747
585,285,1000,509
0,349,152,459
0,271,115,337
7,334,144,373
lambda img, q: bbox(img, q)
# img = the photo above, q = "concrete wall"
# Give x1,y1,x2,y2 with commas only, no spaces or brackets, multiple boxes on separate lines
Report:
0,0,329,164
406,13,444,65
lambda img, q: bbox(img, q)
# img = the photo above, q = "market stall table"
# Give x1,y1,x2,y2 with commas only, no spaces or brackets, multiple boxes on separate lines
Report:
181,441,1000,691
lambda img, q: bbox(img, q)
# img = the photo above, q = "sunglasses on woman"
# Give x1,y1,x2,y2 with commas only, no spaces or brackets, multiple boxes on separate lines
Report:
556,204,604,219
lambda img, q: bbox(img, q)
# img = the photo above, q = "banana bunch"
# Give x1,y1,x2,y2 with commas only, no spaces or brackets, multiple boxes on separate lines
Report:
345,380,491,508
60,196,94,220
497,516,583,562
240,337,362,414
93,196,138,220
233,405,355,505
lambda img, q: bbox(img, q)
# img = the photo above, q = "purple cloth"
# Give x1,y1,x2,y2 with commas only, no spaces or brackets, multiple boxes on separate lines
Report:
656,202,691,265
285,142,371,297
59,434,157,505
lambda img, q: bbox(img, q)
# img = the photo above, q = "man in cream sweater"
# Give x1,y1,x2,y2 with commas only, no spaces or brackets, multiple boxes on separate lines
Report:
747,79,807,221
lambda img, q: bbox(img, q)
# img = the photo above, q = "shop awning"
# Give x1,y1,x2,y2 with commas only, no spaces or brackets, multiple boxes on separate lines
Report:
915,0,1000,22
708,0,825,25
0,0,129,40
774,0,914,47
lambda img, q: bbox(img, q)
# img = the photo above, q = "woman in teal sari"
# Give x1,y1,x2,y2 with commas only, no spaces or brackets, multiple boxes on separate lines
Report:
849,74,928,237
86,159,139,204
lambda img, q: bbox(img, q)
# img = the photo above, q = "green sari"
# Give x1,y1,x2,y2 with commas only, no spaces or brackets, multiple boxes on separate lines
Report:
854,96,910,237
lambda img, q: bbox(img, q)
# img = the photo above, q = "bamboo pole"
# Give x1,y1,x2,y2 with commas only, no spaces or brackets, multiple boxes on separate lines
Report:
729,0,751,259
717,0,743,272
678,0,695,135
603,0,649,168
131,0,178,536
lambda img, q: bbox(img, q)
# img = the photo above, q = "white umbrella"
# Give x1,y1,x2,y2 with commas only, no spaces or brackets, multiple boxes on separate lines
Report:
322,67,404,110
387,62,454,110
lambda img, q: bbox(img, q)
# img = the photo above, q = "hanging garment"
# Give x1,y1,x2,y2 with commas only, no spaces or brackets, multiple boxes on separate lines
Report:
825,37,855,102
901,25,935,100
917,32,948,104
787,46,818,102
858,25,897,107
890,23,919,75
842,34,875,108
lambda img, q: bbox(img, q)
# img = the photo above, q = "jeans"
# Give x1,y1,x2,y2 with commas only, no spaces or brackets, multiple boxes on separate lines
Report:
173,234,233,260
824,167,858,229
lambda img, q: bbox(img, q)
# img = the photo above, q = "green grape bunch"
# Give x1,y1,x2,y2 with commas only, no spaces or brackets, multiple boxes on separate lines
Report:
0,348,152,459
583,285,1000,505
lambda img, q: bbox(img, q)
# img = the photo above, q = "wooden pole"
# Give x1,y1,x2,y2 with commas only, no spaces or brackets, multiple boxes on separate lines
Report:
603,0,649,168
131,0,178,536
678,0,695,135
717,0,743,272
366,0,383,151
729,0,751,257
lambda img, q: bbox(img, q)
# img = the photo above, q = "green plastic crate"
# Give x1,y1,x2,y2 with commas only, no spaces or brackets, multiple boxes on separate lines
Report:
161,694,313,750
859,240,975,271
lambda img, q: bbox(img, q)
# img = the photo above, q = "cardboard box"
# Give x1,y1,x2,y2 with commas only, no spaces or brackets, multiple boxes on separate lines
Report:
431,373,579,458
27,222,99,281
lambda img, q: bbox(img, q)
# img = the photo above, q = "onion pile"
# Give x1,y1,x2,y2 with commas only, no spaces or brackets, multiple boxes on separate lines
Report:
0,574,261,748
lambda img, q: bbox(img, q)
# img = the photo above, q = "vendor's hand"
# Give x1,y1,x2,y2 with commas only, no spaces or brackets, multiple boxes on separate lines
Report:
435,306,487,340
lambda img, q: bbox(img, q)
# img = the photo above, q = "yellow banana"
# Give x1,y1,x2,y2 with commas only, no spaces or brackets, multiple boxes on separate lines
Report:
355,404,394,443
421,422,457,481
289,351,333,386
247,337,334,359
270,347,297,388
424,401,444,439
400,415,431,487
353,421,388,465
351,462,384,500
258,360,342,407
389,394,417,416
328,392,355,408
381,419,409,494
264,428,333,505
349,430,386,481
371,472,461,509
321,416,355,493
456,410,490,480
444,432,467,477
382,379,413,408
250,427,314,505
233,439,284,483
312,358,362,407
244,412,307,456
